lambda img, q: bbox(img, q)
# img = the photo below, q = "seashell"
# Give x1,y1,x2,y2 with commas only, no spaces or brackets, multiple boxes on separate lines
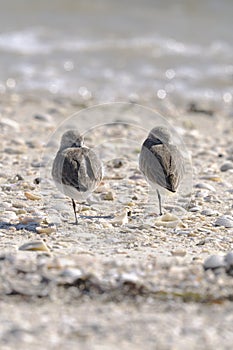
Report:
175,230,191,235
227,155,233,162
201,209,218,216
0,117,20,131
200,175,222,182
225,252,233,275
0,201,11,209
19,215,42,224
154,213,185,228
19,240,50,252
12,201,26,208
94,184,110,193
189,206,201,212
36,226,57,234
220,162,233,172
203,255,225,270
101,191,115,201
225,252,233,267
112,209,129,226
195,183,216,191
104,174,125,180
4,147,25,155
24,191,42,201
60,268,83,280
121,272,139,283
1,210,17,221
101,221,112,228
171,249,187,257
16,209,27,215
214,216,233,228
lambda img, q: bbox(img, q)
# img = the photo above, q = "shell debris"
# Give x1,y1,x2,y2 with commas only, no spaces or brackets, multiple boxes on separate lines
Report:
101,191,115,201
18,240,50,252
36,226,57,234
24,191,42,201
19,215,42,224
214,216,233,228
112,209,129,226
154,213,186,228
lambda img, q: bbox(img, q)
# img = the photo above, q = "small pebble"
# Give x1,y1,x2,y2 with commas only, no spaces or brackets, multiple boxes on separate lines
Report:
203,255,226,270
34,114,53,122
220,162,233,172
33,177,41,185
227,155,233,162
112,159,124,168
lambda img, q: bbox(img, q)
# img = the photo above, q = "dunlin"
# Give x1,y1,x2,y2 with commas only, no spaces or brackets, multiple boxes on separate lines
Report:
52,129,103,224
139,126,184,215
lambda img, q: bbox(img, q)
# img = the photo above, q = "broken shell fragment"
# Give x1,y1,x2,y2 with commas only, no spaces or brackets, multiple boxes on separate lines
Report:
24,191,42,201
101,191,115,201
154,213,184,228
214,216,233,228
112,209,129,226
19,240,50,252
36,226,57,234
19,215,42,224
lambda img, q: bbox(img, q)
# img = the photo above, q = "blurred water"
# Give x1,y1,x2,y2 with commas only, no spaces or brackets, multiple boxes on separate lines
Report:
0,0,232,107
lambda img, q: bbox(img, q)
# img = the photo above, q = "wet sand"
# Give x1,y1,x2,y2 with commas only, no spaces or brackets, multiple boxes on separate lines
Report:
0,93,233,349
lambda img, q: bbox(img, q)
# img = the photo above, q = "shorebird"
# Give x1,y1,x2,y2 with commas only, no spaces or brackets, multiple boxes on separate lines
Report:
139,126,184,215
52,129,103,224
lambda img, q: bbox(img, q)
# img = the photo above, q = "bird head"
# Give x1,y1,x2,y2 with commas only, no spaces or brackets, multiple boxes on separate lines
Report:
59,129,84,150
148,126,171,144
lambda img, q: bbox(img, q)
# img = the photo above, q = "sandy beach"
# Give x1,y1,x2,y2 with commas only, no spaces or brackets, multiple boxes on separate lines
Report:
0,91,233,349
1,0,233,348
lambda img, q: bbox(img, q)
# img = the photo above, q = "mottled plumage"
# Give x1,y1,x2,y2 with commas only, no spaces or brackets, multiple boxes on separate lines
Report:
139,126,184,215
52,130,103,224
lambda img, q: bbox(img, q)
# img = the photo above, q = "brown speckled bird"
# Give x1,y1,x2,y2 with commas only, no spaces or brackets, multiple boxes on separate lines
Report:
139,126,184,215
52,129,103,224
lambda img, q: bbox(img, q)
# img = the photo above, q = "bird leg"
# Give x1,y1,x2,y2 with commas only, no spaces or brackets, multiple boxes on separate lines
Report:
156,189,162,216
72,198,78,225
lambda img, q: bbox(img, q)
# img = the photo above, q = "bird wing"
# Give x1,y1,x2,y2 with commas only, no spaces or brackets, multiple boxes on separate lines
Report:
52,148,103,193
139,143,183,192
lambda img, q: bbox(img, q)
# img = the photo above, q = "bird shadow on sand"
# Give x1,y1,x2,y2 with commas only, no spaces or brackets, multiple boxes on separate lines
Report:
78,214,114,219
0,221,52,232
